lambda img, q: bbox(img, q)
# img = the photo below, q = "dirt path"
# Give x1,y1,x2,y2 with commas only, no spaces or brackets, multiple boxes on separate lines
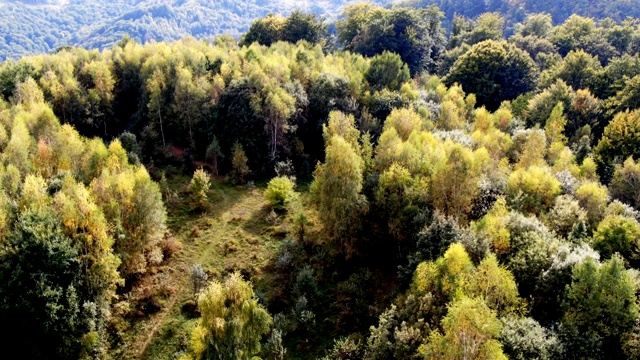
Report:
119,185,276,359
135,278,187,359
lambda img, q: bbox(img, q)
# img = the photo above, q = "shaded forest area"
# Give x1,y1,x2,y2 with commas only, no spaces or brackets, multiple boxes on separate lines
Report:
1,1,640,360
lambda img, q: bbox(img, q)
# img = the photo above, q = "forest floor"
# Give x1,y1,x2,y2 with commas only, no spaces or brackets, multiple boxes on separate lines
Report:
118,176,289,359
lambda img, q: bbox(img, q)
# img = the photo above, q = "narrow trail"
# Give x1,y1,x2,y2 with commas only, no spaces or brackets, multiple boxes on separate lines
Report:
121,185,273,359
135,278,187,359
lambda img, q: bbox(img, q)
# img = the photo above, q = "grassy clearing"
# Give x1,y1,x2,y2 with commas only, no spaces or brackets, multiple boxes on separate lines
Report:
117,176,289,359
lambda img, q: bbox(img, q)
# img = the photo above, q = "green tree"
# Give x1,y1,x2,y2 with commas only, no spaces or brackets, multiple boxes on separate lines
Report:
172,64,210,150
544,102,567,145
230,143,250,184
240,14,286,46
338,4,446,74
281,10,327,45
593,215,640,264
548,195,587,239
610,157,640,210
466,12,505,45
540,50,602,91
500,317,561,360
515,13,553,38
431,143,485,220
0,211,97,359
365,51,411,92
188,272,272,360
562,256,639,357
595,110,640,181
91,164,167,277
189,168,211,211
312,135,367,258
205,136,223,176
446,40,538,110
146,69,167,146
525,79,574,128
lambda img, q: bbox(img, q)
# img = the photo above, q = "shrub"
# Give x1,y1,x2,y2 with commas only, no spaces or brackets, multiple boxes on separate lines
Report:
188,168,211,210
264,176,297,210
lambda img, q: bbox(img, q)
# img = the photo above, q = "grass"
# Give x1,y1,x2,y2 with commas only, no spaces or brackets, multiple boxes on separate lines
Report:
117,175,290,359
117,174,388,360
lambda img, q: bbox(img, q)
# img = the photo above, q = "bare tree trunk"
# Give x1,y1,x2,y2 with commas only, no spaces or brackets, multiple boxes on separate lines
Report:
156,97,166,146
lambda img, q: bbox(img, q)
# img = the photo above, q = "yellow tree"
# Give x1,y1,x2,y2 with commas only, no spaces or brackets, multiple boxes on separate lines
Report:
419,297,507,360
188,272,272,360
431,143,486,220
312,135,367,257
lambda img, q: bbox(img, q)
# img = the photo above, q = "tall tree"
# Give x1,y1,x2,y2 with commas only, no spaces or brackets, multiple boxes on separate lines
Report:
312,135,368,258
446,40,538,110
188,272,272,360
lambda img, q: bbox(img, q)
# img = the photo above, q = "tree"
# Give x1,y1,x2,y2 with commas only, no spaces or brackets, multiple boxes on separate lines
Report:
575,181,609,229
365,51,411,92
337,4,446,74
466,12,505,46
544,102,567,145
525,79,574,128
264,176,297,210
446,40,538,110
548,195,587,239
188,272,272,360
189,168,211,211
466,254,521,315
12,76,44,109
146,69,167,146
81,60,115,137
540,50,602,91
606,75,640,116
0,211,96,359
230,143,250,184
419,297,507,360
240,11,326,47
190,264,208,301
281,10,327,45
431,143,485,219
610,157,640,210
240,14,286,47
172,64,210,150
206,136,223,176
562,256,638,357
91,164,167,277
595,110,640,182
592,215,640,264
500,317,562,360
412,243,474,302
312,135,367,258
515,13,553,38
507,166,561,214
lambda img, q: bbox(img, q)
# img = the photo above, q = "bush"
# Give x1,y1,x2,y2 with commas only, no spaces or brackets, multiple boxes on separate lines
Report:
188,168,211,210
264,176,297,210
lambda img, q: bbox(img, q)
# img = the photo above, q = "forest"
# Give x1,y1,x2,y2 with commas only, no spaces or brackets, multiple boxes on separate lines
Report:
1,0,640,359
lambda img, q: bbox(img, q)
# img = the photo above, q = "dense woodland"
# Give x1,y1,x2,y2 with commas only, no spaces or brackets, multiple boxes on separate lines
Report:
2,1,640,360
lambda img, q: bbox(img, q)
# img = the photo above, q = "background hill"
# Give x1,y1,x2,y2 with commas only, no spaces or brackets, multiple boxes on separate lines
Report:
0,0,388,60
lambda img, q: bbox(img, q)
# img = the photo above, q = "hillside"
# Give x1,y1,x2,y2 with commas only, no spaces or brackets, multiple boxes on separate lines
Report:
0,0,387,60
2,3,640,360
